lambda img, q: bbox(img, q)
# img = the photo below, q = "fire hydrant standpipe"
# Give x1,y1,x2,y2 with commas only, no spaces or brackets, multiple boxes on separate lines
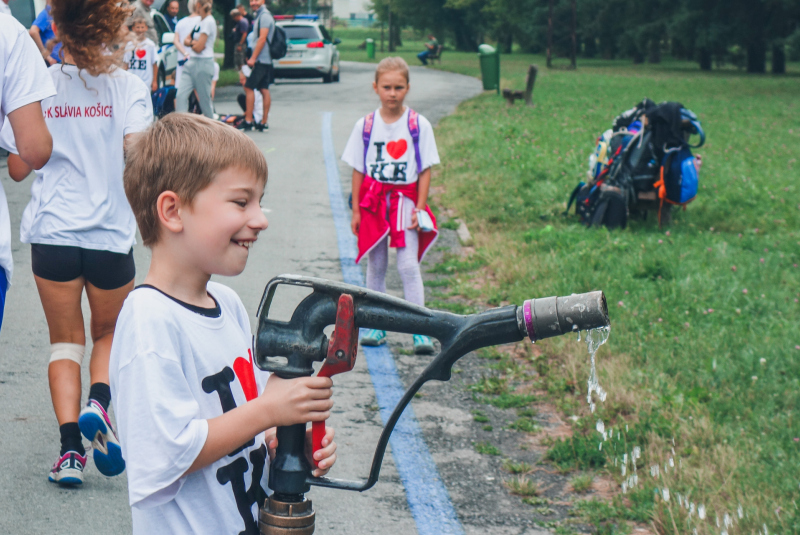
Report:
254,274,609,534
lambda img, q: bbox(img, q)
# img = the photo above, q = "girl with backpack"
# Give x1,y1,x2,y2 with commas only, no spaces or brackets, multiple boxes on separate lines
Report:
341,57,441,355
2,0,153,486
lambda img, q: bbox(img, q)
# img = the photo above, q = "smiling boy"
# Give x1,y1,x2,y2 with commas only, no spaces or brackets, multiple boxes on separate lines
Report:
110,114,336,534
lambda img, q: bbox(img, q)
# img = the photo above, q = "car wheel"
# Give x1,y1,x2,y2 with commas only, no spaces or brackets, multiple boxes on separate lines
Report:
157,67,166,89
322,70,333,84
333,66,340,82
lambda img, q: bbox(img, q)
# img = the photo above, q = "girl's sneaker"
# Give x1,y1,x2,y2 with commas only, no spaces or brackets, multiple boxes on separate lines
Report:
78,400,125,477
360,329,387,346
48,451,86,486
413,335,435,355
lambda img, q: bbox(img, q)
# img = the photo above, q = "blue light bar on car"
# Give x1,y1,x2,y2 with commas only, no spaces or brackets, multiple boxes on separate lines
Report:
294,14,319,20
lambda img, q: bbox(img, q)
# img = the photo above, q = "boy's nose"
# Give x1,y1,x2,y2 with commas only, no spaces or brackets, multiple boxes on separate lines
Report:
253,209,269,231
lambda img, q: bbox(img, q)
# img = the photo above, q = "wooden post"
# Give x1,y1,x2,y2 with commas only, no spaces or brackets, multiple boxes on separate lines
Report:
387,9,394,52
546,0,553,68
524,64,537,106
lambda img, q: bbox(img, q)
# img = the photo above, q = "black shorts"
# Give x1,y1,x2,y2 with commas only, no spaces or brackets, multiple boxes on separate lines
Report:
245,62,273,91
31,244,135,290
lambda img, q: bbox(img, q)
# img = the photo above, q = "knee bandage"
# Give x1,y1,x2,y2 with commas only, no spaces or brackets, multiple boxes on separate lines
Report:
50,343,85,365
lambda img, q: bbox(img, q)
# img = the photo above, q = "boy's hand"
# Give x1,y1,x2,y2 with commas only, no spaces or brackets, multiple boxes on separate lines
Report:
261,375,333,428
305,426,336,477
152,81,158,93
351,211,361,235
265,427,278,460
247,57,256,68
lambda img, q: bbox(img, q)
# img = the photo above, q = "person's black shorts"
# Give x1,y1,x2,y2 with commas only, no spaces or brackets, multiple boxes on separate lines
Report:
245,62,273,91
31,244,135,290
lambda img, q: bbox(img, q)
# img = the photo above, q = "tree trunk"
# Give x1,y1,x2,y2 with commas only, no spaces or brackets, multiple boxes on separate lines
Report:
648,37,661,63
747,41,766,73
380,20,385,52
698,47,711,70
771,43,786,74
392,21,402,47
388,10,394,52
219,0,235,69
546,0,553,68
500,32,512,54
570,0,576,68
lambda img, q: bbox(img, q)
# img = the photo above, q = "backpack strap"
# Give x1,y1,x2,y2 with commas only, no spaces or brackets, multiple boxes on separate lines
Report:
362,111,374,175
407,108,423,173
564,181,585,215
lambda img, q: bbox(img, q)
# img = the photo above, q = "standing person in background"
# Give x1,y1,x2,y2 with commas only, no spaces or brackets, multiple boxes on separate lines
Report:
124,17,159,93
163,0,179,31
230,7,248,71
176,0,216,118
0,0,153,486
0,12,56,334
417,34,438,65
240,0,272,132
172,0,199,90
129,0,158,44
29,0,63,66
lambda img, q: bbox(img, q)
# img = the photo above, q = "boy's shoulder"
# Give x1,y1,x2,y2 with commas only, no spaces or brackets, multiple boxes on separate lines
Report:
143,38,157,50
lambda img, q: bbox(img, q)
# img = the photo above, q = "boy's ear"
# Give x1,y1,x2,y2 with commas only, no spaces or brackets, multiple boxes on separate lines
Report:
372,80,378,94
156,191,184,234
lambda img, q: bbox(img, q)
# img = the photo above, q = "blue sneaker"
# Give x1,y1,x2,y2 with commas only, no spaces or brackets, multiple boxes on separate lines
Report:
360,329,387,346
78,400,125,477
413,335,435,355
48,451,86,486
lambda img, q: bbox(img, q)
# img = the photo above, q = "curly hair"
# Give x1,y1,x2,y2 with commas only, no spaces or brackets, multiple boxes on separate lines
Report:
51,0,132,76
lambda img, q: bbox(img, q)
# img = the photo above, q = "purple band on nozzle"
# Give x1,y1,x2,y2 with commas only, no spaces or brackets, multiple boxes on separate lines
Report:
523,299,536,341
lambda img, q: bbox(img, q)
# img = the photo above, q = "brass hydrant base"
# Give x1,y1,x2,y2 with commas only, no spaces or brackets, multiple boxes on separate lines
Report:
259,495,315,535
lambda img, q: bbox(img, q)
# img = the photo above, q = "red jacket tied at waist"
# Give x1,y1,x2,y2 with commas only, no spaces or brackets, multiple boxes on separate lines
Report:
356,176,438,264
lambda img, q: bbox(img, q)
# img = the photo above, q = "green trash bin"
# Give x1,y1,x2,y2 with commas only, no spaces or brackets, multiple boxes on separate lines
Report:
366,38,375,59
478,44,500,94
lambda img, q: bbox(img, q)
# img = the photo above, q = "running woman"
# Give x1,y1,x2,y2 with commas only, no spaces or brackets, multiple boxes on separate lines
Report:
341,57,440,355
1,0,153,486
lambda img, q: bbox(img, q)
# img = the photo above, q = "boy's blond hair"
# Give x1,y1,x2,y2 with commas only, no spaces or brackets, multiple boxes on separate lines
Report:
130,16,148,28
375,56,409,83
124,114,268,246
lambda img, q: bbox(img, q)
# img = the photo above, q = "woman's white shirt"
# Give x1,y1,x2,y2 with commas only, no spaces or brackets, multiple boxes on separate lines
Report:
190,15,216,59
0,65,153,253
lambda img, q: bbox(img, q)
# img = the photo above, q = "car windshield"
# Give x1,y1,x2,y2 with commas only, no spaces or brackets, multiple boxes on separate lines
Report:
282,25,320,41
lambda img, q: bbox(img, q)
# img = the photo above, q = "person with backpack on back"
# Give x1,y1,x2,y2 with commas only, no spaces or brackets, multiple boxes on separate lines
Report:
240,0,276,132
341,57,441,355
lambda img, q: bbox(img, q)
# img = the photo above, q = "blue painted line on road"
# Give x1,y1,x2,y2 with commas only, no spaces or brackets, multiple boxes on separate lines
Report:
322,112,464,535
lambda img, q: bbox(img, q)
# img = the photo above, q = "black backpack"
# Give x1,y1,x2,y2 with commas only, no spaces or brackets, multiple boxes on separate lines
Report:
269,25,287,60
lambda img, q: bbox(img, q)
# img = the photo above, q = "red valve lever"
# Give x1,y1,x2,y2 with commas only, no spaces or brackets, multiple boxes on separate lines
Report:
312,294,358,467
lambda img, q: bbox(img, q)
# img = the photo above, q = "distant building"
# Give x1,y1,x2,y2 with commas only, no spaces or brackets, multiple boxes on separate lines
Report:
333,0,373,27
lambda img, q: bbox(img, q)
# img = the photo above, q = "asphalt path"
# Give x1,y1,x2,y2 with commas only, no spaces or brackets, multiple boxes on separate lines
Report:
0,61,488,534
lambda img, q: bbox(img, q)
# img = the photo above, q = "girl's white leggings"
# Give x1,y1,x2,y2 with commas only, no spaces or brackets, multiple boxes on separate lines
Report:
366,196,425,307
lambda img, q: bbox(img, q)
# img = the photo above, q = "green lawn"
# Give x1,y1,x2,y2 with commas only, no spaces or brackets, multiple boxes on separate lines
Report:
421,53,799,533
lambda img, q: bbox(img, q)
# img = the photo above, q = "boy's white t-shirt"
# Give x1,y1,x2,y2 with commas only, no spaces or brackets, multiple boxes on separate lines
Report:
0,65,153,253
0,14,57,285
240,65,263,123
109,282,272,535
341,107,440,185
190,15,217,59
124,38,157,89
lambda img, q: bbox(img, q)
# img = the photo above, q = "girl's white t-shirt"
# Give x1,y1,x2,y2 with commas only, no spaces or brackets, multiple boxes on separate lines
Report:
124,38,157,89
0,64,153,253
174,15,201,89
190,15,217,59
341,107,440,185
0,14,57,284
109,282,272,535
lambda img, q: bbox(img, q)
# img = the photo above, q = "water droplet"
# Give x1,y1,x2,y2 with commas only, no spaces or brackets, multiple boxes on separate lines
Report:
737,505,743,519
669,457,674,467
621,465,627,477
716,515,720,527
662,488,670,501
724,513,732,528
690,503,696,516
699,504,706,520
598,442,602,451
596,420,605,434
576,330,581,342
622,481,627,493
763,523,768,535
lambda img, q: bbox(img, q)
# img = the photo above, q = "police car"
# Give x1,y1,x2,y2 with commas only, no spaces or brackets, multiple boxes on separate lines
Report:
274,15,340,83
151,9,178,87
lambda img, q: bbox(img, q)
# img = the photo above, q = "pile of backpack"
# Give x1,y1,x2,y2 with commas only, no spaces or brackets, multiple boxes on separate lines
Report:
566,99,705,229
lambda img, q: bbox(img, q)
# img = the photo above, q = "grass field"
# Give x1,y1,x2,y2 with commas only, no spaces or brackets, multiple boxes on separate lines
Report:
408,49,799,534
